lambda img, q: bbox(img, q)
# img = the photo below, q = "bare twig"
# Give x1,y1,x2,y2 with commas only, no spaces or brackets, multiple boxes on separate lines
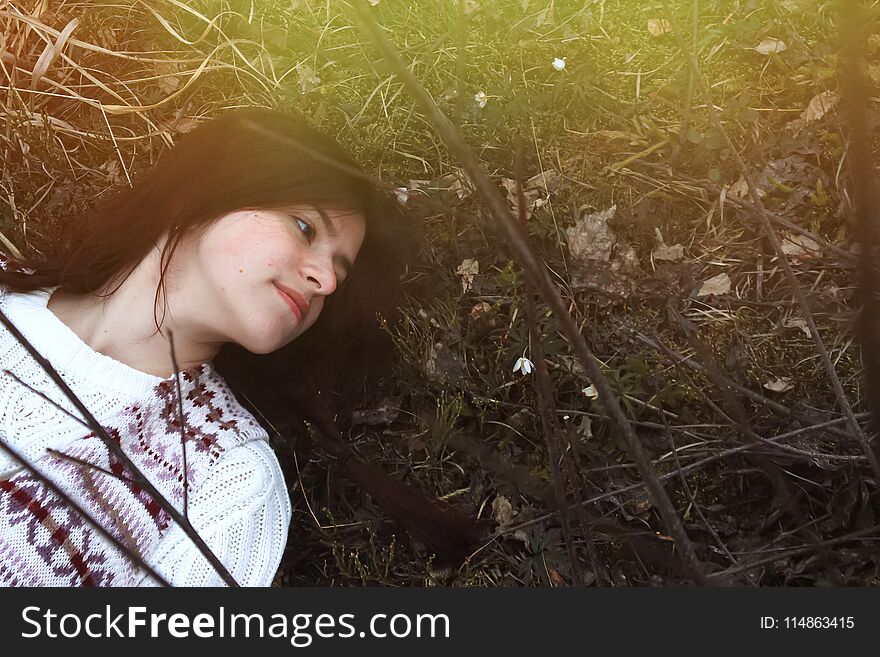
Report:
352,0,709,586
839,1,880,452
622,326,868,444
0,307,239,586
0,439,171,586
515,143,587,586
167,328,189,520
666,6,880,482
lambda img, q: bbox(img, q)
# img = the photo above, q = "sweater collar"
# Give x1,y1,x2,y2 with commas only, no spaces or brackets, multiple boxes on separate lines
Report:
1,285,216,399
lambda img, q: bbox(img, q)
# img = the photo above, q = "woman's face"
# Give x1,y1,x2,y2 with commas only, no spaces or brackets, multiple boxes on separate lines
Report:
170,203,366,354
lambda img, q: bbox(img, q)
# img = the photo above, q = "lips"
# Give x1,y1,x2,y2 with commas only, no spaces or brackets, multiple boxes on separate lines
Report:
274,284,309,322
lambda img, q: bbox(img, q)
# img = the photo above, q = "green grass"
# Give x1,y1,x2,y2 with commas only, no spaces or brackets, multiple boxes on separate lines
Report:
3,0,876,586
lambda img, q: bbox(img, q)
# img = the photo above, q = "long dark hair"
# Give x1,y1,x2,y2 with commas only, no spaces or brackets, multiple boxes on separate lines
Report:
0,108,480,566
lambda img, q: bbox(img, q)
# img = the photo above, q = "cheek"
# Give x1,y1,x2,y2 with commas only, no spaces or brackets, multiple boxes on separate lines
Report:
297,297,326,334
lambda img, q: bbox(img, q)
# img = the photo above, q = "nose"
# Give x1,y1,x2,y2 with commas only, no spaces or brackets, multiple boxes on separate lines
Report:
304,256,337,296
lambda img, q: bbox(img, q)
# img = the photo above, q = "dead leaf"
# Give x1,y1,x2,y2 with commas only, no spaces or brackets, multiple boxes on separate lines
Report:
652,228,684,261
492,495,518,527
154,60,182,94
801,90,839,123
582,384,599,399
787,91,840,135
781,233,821,259
535,1,555,27
647,18,671,36
696,272,731,297
524,170,560,194
588,129,646,145
455,258,479,293
501,178,539,221
547,567,566,586
99,159,121,183
424,342,465,383
727,175,754,201
409,171,472,202
764,377,794,392
400,430,426,453
782,317,811,338
565,205,617,262
351,397,401,426
468,301,498,332
756,38,788,55
295,62,321,94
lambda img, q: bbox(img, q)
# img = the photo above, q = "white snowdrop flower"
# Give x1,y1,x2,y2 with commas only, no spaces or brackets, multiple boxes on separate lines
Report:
393,187,409,204
552,57,566,71
474,90,488,108
513,356,534,375
582,384,599,399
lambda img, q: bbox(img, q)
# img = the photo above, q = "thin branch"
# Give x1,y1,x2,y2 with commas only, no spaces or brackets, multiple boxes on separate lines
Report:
705,523,880,582
350,0,709,586
166,328,189,520
666,5,880,482
0,307,239,586
839,1,880,453
515,142,586,586
46,448,137,484
0,438,171,586
623,326,868,444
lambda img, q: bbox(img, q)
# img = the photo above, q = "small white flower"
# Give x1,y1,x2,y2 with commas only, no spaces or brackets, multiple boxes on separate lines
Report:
474,90,488,108
393,187,409,204
552,57,566,71
513,356,534,375
582,384,599,399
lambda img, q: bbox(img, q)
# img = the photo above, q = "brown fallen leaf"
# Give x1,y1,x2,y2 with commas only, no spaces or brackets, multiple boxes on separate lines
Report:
764,377,794,393
647,18,671,36
696,272,731,297
547,567,566,586
652,227,684,262
782,316,811,338
787,90,839,135
492,495,518,527
565,205,617,262
455,258,479,293
756,38,787,55
781,233,822,260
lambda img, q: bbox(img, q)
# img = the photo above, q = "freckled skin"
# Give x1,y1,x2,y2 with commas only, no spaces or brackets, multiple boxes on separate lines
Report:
47,204,365,377
172,205,365,355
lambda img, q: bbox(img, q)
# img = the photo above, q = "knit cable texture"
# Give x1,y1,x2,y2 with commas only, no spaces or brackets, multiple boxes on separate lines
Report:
0,277,291,587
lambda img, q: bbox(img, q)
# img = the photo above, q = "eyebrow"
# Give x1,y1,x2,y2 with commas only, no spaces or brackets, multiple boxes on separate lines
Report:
310,205,354,279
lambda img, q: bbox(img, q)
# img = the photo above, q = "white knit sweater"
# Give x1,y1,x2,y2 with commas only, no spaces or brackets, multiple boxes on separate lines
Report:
0,285,292,586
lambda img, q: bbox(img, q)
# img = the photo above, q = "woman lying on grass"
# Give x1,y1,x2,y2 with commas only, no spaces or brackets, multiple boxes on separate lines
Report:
0,108,476,587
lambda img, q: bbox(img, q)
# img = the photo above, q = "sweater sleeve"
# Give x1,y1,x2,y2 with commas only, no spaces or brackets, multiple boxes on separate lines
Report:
135,439,292,587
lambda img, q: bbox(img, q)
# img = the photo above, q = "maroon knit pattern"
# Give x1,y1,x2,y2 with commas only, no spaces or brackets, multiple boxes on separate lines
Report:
0,364,265,586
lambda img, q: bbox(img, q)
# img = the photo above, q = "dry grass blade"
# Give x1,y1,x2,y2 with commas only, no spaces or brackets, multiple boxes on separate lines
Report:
30,17,77,88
